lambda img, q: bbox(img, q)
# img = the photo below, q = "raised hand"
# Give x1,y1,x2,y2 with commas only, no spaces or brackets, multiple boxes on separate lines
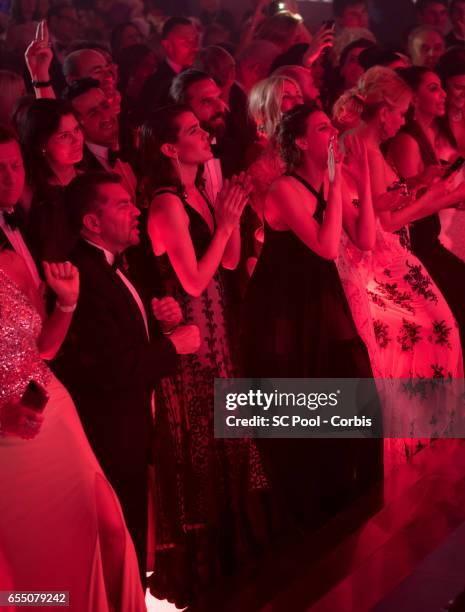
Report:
152,297,183,333
43,261,79,308
25,20,53,82
328,134,342,184
215,172,252,234
345,135,369,186
303,23,335,67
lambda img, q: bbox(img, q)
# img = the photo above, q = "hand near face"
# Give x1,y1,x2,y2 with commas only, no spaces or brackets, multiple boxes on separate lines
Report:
328,135,342,184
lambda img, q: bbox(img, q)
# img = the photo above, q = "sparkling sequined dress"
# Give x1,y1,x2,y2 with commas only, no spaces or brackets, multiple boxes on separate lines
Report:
0,267,146,611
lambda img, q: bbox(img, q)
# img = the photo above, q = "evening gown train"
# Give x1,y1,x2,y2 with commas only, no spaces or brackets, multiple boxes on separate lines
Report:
0,267,146,611
242,174,383,528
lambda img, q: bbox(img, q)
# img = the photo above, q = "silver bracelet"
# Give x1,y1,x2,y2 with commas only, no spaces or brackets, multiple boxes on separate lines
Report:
56,301,77,313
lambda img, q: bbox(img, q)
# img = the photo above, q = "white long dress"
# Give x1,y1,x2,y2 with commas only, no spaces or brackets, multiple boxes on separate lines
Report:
0,267,146,611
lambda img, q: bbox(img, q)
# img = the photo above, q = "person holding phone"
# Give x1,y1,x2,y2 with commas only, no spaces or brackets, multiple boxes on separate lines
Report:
242,102,383,530
0,221,146,605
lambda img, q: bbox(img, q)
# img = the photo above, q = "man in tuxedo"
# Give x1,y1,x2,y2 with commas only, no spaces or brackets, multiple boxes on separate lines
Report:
139,17,199,118
63,78,137,200
53,171,200,583
54,172,200,577
0,127,41,288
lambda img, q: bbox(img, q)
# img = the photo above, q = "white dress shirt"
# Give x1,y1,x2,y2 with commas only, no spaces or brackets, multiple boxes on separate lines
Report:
203,138,223,204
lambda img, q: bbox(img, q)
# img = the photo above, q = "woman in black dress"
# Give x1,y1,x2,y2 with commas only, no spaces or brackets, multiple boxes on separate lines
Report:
139,105,268,608
19,98,83,261
242,102,383,529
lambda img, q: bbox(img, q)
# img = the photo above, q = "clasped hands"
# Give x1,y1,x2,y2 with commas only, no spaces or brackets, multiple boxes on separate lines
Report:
152,297,200,355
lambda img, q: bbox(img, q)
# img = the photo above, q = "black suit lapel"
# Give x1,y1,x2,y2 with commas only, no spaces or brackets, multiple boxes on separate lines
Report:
78,241,150,341
0,225,14,251
78,145,106,172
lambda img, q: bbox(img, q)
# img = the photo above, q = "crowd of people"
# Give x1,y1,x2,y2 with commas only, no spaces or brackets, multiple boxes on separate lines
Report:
1,0,465,609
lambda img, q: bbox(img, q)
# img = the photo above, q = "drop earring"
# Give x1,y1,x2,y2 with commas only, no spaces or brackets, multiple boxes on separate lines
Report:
174,153,186,198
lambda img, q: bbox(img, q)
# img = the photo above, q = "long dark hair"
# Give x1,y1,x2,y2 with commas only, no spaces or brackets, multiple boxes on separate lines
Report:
277,101,321,171
396,65,434,125
138,105,205,206
19,98,79,189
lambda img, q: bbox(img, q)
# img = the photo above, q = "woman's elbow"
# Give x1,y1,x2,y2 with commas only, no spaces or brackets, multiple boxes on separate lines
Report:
182,280,204,298
356,234,376,251
319,247,339,260
222,256,239,271
39,348,58,361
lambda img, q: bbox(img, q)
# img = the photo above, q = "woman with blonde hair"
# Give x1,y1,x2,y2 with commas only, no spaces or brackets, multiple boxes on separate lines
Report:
336,66,464,470
244,75,303,279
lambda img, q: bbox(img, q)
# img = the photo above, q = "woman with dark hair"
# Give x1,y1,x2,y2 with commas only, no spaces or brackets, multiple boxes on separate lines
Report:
435,47,465,262
139,105,268,608
19,98,83,261
388,65,465,362
436,47,465,152
242,101,383,529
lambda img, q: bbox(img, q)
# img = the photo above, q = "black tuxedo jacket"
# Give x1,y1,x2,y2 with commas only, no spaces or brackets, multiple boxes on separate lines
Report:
52,239,178,577
77,144,107,173
227,82,257,153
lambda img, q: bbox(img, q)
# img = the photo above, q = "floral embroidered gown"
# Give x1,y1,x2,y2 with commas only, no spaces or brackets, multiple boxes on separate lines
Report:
149,188,267,604
344,144,463,471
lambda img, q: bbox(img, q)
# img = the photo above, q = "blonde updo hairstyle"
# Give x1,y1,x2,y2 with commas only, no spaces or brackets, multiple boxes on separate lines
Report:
333,66,412,130
248,74,302,141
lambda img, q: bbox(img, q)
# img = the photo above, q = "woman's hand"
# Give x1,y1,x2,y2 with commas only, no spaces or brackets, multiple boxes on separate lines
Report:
344,135,370,186
215,172,252,234
1,400,44,440
303,23,334,67
328,135,342,185
43,261,80,308
25,20,53,82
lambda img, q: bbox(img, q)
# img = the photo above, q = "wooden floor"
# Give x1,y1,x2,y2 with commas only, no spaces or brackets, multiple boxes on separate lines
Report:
187,439,465,612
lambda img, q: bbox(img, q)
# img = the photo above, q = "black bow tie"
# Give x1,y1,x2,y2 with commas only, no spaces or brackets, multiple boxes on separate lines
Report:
112,251,129,273
3,210,19,230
